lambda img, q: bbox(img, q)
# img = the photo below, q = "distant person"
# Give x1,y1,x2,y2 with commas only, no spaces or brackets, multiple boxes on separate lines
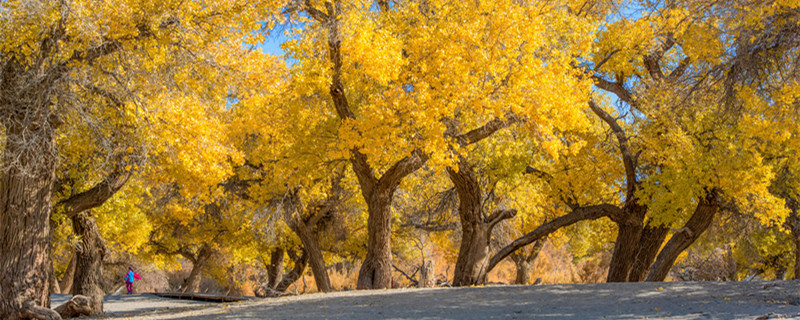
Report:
124,267,139,294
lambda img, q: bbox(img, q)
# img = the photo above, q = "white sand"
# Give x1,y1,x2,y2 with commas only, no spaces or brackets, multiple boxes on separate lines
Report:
53,280,800,319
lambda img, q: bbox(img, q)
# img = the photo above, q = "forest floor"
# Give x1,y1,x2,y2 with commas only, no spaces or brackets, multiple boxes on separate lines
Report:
53,280,800,319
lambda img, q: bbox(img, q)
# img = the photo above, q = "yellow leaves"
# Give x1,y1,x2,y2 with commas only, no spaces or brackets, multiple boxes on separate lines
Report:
594,18,656,76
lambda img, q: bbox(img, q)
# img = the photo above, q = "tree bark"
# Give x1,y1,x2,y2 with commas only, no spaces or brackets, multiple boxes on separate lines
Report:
59,254,77,294
0,97,61,318
448,153,517,286
606,203,647,282
70,211,107,315
449,159,490,286
356,189,396,289
647,190,720,281
267,247,285,290
627,223,669,282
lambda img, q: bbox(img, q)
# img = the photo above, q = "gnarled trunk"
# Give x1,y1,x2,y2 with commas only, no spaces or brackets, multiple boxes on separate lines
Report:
357,191,395,289
71,211,107,315
0,109,61,319
628,223,669,282
448,159,516,286
607,203,646,282
453,222,490,286
647,190,719,281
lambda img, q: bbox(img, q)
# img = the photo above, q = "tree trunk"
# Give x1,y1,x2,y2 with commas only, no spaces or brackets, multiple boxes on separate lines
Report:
792,214,800,280
647,191,719,281
267,247,285,290
511,239,545,285
419,260,435,288
70,211,107,315
275,249,309,292
49,261,61,296
454,222,490,286
0,111,61,318
448,160,516,286
357,191,395,290
59,254,76,294
607,204,646,282
182,246,212,293
290,217,332,293
449,161,489,287
784,197,800,279
628,223,669,282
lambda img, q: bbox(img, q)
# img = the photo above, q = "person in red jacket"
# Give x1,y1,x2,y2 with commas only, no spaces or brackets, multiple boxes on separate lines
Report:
124,267,136,294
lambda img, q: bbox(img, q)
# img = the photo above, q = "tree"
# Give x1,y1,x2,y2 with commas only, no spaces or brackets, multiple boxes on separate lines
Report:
0,1,280,316
488,0,799,282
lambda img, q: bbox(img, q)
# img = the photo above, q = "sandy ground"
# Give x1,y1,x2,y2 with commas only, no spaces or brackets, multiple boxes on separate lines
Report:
53,280,800,319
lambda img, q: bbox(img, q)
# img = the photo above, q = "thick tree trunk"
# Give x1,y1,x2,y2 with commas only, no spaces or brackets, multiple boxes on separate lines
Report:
182,246,212,293
275,249,309,292
448,160,516,286
607,204,646,282
647,191,719,281
70,212,107,315
453,222,491,286
267,247,285,290
0,117,61,319
449,161,489,287
290,217,332,293
628,223,669,282
59,254,76,294
357,191,395,290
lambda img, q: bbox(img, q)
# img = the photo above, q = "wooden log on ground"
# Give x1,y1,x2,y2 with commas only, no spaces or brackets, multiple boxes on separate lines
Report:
54,295,92,318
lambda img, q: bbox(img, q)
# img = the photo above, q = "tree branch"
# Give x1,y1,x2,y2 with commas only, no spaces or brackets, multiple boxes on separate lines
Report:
587,100,637,196
57,165,133,218
487,204,620,272
487,209,517,233
591,76,636,107
377,149,428,194
455,115,519,146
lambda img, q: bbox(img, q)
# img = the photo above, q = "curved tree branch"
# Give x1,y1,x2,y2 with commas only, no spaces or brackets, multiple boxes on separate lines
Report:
487,204,620,272
588,100,637,197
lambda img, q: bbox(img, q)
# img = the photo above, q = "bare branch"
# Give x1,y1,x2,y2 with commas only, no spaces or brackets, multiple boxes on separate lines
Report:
588,100,637,196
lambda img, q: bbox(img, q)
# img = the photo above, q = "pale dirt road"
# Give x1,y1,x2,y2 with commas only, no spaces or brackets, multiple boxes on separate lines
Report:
55,280,800,319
